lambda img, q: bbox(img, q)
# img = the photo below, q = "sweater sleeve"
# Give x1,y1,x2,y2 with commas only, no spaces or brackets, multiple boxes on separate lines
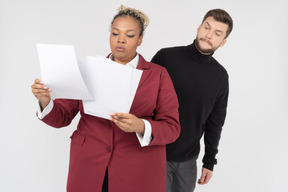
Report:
203,74,229,171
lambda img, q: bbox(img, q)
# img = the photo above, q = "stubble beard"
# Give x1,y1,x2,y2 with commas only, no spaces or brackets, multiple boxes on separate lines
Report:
195,37,216,55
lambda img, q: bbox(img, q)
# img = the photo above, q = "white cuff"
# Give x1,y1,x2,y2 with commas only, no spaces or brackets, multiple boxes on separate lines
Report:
136,119,152,147
37,99,54,119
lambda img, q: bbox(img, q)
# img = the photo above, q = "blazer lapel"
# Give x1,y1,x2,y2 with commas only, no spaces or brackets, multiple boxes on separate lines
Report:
136,54,152,89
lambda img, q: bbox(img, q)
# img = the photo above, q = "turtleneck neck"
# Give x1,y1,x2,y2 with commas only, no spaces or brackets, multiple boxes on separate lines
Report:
189,40,213,62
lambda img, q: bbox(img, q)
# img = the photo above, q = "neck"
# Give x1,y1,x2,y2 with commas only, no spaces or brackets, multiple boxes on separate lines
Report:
112,53,137,65
189,40,213,63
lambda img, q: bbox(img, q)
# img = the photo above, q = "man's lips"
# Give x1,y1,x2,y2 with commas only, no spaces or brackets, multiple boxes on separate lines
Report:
200,38,212,46
116,46,125,52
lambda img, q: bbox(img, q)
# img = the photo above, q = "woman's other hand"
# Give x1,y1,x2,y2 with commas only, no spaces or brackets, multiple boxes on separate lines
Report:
110,113,145,134
31,79,51,110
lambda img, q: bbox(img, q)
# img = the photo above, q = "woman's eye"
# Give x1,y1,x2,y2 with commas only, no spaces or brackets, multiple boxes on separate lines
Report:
127,34,135,38
112,32,118,36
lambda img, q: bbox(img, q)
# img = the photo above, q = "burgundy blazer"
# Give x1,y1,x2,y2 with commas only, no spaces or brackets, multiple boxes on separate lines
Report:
41,54,180,192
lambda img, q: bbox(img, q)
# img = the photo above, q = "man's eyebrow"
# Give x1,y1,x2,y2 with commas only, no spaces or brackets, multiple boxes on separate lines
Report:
205,22,224,33
205,21,211,27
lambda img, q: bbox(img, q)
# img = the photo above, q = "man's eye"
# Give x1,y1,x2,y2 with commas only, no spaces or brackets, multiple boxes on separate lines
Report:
112,32,118,36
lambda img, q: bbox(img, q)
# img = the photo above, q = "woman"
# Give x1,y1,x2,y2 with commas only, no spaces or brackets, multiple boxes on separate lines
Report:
31,5,180,192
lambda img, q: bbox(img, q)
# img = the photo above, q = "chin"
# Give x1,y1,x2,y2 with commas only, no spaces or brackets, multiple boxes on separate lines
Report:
199,47,214,55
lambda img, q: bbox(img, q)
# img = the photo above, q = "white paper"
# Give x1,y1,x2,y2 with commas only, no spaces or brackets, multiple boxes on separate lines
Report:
36,44,143,119
36,44,93,100
128,68,143,111
80,56,142,119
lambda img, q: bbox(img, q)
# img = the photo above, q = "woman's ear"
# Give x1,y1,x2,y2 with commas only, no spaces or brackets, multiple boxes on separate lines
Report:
138,35,143,46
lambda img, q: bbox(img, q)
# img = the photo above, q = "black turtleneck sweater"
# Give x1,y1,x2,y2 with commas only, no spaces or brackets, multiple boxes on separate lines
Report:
151,41,229,171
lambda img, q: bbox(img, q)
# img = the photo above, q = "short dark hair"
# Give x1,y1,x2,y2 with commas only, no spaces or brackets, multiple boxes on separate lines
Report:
111,5,149,36
202,9,233,38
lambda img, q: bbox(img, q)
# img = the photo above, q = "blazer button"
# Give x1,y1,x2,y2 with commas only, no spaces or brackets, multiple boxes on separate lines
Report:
106,146,111,152
107,121,112,127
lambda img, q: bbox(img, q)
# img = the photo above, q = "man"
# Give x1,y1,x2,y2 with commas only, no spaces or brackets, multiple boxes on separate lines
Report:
151,9,233,192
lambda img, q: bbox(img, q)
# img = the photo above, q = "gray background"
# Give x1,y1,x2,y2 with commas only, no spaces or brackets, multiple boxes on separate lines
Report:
1,0,287,191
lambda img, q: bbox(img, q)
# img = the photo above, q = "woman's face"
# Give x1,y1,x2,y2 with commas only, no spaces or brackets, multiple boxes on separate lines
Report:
110,16,143,65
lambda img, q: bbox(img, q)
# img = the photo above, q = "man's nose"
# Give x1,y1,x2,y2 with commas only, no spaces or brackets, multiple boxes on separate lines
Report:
206,30,213,39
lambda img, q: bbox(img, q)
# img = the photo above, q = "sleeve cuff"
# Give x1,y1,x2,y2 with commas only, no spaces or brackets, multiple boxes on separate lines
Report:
37,99,54,119
203,163,214,171
136,119,152,147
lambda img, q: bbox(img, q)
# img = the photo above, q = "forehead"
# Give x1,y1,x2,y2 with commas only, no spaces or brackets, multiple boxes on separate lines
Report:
202,16,228,32
112,16,140,30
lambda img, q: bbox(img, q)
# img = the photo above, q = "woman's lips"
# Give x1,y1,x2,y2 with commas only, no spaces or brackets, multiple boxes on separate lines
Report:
116,46,125,52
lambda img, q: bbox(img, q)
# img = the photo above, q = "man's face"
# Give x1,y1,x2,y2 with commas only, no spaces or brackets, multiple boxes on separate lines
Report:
196,16,228,55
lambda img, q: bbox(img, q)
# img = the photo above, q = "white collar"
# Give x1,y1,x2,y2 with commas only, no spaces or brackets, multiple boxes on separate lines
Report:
109,54,139,69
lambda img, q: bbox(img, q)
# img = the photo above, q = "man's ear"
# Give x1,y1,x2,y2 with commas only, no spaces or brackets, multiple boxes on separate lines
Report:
197,25,201,33
220,39,227,47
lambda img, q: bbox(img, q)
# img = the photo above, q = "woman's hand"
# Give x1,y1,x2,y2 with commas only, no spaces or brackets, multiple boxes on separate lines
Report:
31,79,51,110
110,113,145,134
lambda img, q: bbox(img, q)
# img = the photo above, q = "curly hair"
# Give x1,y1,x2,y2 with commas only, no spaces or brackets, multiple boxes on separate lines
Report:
111,5,149,36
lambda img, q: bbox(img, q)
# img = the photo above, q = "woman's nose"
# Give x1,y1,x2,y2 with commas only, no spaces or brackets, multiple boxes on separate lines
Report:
118,35,126,43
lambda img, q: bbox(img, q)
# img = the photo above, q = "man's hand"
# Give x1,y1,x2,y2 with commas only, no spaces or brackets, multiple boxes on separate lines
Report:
198,167,213,185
